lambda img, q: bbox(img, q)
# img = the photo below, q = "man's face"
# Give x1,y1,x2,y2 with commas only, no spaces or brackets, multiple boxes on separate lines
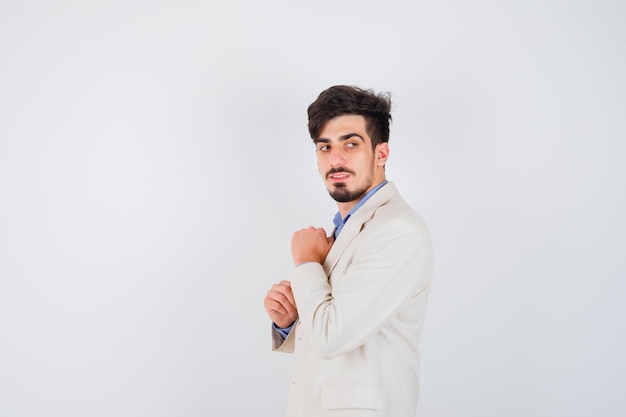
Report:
315,115,388,204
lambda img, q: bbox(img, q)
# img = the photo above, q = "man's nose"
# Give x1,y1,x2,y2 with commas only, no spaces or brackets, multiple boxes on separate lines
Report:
329,147,346,166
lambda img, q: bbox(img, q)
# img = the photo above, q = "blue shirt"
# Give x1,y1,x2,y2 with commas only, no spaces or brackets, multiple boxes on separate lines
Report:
274,181,389,338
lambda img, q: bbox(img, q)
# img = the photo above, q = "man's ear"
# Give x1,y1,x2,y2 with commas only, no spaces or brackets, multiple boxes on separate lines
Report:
376,142,389,167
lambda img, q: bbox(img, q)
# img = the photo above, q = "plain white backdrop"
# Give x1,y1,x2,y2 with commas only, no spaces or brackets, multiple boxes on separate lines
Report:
1,1,624,416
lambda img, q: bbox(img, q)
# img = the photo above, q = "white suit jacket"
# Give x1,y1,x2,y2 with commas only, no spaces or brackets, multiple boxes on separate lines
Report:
272,182,434,417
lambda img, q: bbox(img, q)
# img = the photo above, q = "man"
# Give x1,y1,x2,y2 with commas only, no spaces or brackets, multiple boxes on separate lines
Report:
264,85,434,417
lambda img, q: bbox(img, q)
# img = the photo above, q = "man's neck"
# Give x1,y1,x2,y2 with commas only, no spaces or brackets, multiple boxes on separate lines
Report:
336,179,387,219
337,201,358,220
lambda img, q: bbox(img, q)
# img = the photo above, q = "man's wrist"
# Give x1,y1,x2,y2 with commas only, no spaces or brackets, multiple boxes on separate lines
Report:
295,260,317,267
273,321,295,339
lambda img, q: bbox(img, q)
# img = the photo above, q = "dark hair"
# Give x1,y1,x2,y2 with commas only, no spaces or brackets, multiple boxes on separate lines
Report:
307,85,392,149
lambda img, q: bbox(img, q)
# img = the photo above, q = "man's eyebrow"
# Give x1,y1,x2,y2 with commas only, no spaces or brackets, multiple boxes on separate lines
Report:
340,133,365,142
314,133,365,143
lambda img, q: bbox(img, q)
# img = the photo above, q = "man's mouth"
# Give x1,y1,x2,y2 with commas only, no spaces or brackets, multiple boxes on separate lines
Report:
327,168,354,181
329,173,350,182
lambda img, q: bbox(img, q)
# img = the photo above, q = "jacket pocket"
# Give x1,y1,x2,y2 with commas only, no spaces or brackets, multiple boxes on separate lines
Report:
321,384,383,410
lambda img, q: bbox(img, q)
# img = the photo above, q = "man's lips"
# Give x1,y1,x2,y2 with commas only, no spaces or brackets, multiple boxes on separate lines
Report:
326,169,354,181
329,173,350,182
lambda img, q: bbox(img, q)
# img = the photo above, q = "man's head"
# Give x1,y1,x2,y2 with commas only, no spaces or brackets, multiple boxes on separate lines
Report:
307,86,392,211
307,85,392,150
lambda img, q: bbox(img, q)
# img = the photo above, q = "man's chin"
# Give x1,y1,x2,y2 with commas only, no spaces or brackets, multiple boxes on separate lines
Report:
328,184,367,203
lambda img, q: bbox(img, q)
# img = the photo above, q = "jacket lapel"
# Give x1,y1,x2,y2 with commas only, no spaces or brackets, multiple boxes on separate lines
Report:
322,182,398,277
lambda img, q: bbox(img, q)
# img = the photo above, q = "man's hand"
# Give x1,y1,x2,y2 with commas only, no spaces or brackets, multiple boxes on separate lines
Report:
264,280,298,329
291,226,334,266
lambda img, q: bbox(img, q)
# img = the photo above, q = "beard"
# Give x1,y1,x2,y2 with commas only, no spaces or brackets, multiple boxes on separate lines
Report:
326,163,375,203
328,182,372,203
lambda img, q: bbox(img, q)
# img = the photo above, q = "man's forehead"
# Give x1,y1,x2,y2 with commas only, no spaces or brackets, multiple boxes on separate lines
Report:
318,115,369,139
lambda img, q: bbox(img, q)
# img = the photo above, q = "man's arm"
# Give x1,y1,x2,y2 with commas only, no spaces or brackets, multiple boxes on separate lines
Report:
290,217,433,359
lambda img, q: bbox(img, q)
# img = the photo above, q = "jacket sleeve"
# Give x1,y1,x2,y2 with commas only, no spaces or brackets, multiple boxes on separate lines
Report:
271,320,298,353
290,216,433,359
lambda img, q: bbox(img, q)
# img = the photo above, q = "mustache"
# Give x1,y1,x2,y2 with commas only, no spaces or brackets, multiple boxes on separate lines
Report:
326,167,355,179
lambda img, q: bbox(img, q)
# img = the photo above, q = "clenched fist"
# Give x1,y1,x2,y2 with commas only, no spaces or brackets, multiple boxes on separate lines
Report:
291,226,334,266
264,280,298,329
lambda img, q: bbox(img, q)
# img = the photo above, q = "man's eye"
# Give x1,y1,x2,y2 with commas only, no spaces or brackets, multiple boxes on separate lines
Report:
346,142,358,148
319,145,330,151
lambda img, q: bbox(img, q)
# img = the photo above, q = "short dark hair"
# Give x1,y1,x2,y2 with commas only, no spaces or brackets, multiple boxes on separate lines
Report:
307,85,392,149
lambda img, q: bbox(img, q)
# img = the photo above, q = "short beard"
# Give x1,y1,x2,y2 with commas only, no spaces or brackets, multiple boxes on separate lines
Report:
328,182,372,203
326,158,376,203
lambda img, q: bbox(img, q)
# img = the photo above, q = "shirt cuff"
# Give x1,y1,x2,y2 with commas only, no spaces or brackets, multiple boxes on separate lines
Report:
272,321,294,339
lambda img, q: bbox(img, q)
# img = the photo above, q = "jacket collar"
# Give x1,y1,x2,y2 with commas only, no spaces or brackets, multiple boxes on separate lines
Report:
322,181,399,276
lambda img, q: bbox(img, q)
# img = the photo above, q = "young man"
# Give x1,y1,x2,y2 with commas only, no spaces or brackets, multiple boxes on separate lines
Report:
264,85,434,417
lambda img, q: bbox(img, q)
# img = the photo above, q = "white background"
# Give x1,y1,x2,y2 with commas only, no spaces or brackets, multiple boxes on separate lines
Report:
1,1,624,416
